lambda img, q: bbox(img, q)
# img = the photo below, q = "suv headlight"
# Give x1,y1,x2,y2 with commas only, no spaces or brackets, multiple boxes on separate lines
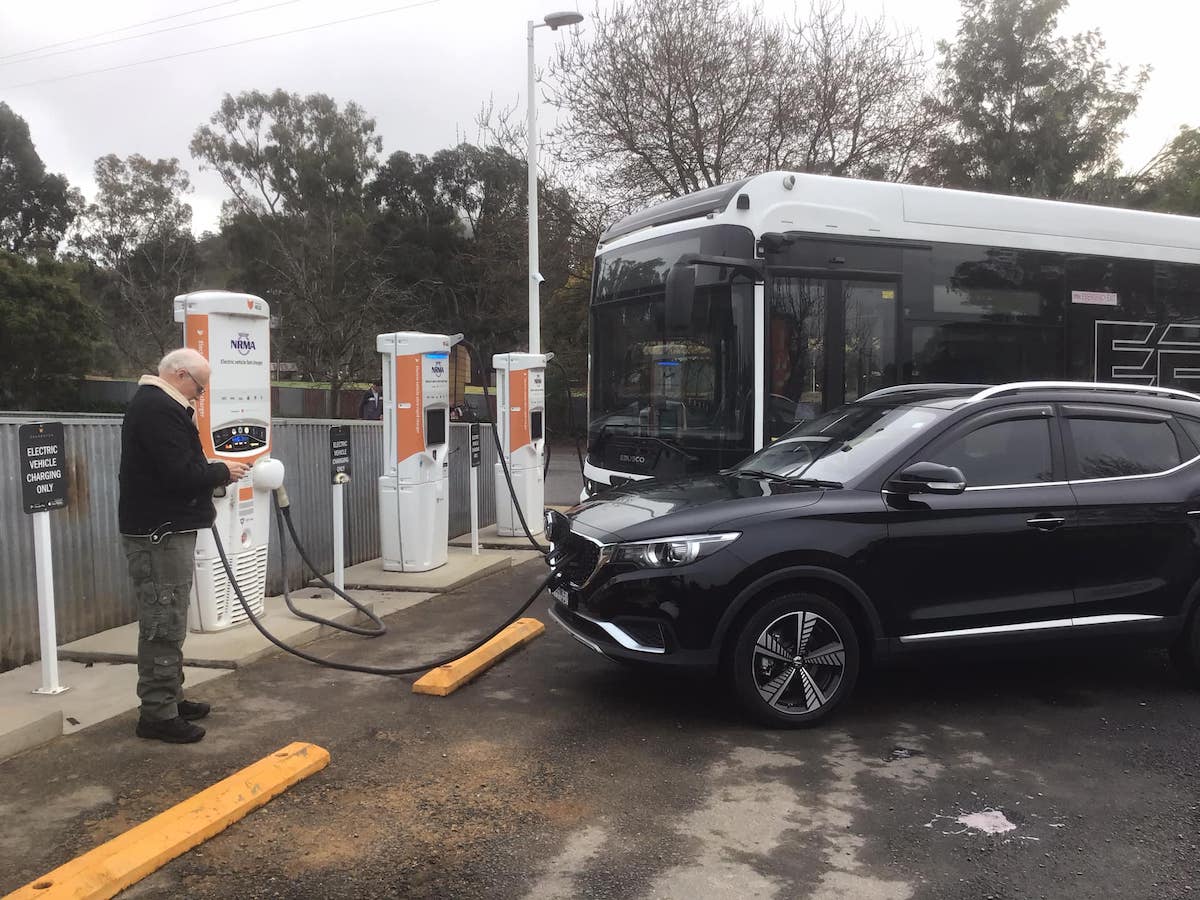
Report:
611,532,740,569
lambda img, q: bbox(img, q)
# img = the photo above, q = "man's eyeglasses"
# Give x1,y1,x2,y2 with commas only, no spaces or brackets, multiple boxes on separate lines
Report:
181,369,205,397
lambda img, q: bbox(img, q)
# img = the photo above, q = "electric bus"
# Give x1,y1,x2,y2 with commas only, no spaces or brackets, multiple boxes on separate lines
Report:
583,171,1200,497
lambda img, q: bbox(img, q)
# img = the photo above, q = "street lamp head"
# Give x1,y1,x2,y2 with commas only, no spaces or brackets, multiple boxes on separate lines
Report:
544,10,584,30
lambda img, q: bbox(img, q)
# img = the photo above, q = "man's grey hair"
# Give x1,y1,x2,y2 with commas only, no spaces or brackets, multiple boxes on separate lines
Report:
158,348,208,377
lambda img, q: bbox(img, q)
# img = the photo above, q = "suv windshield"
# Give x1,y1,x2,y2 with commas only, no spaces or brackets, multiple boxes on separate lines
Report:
731,402,949,484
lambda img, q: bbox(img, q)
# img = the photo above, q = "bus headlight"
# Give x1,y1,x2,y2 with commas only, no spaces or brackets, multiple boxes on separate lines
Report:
611,532,740,569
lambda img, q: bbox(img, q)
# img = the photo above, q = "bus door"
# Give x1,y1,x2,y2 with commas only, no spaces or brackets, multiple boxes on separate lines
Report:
766,273,898,440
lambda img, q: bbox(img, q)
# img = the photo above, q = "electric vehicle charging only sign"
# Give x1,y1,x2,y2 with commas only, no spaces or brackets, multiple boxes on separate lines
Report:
329,425,351,483
470,424,481,468
19,421,68,514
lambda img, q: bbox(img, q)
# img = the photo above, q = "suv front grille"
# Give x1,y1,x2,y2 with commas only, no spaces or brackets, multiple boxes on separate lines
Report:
561,532,601,587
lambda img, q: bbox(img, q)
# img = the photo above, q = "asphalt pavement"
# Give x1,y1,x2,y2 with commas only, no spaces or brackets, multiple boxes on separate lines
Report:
2,551,1199,899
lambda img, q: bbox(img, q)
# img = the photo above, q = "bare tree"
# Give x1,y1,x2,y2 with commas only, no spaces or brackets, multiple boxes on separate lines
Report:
545,0,938,207
779,1,939,180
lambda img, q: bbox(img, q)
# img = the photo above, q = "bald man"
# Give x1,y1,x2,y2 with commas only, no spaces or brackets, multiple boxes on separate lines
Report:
119,348,250,743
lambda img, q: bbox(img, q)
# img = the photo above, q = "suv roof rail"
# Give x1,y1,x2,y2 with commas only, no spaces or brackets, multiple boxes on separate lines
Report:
970,381,1200,403
857,383,990,402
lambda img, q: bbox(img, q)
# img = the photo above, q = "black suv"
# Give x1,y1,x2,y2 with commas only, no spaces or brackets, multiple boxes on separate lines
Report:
546,382,1200,726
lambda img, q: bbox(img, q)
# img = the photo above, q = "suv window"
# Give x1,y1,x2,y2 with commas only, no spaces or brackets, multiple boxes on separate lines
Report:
928,418,1054,487
1177,417,1200,457
1069,417,1181,479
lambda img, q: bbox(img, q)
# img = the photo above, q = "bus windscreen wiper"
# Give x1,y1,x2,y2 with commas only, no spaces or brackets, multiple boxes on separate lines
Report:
728,468,842,489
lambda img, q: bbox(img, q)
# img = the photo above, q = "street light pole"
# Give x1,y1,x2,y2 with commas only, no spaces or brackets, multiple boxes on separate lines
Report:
526,10,584,357
527,19,540,356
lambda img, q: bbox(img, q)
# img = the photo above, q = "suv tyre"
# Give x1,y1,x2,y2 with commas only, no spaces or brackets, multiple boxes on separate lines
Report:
730,592,860,728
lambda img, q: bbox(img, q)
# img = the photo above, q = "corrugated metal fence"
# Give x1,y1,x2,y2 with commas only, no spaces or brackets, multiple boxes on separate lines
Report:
0,415,498,672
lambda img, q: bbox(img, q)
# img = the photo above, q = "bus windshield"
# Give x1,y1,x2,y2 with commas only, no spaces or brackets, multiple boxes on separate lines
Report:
589,226,755,470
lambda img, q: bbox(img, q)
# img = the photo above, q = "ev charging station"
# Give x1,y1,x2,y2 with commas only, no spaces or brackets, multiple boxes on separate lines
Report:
175,290,284,632
377,331,461,572
493,352,549,538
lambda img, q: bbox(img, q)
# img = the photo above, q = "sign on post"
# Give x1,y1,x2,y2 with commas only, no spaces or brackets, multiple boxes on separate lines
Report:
20,422,68,513
329,426,350,592
329,425,351,484
469,423,481,468
19,422,70,695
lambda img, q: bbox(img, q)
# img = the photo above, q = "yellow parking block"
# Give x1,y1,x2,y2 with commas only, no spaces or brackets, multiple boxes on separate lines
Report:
4,741,329,900
413,617,545,696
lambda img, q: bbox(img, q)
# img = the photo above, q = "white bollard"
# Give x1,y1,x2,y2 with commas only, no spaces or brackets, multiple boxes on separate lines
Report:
470,464,480,556
332,479,346,591
32,510,68,695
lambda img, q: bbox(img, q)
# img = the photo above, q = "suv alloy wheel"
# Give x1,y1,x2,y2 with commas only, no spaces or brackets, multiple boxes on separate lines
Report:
730,592,860,727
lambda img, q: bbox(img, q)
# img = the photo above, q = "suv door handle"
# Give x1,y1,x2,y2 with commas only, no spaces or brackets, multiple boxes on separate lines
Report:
1026,515,1066,531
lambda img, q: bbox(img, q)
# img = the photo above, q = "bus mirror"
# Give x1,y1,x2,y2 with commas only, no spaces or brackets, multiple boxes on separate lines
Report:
665,263,696,330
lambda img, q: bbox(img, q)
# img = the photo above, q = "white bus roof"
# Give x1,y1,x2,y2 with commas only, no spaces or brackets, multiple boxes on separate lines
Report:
599,171,1200,265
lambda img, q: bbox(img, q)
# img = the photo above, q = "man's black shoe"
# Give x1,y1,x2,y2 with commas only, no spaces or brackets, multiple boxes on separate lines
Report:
178,699,210,721
135,716,205,743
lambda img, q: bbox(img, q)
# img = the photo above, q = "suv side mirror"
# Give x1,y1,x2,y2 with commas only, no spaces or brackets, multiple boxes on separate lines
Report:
664,263,696,331
888,461,967,496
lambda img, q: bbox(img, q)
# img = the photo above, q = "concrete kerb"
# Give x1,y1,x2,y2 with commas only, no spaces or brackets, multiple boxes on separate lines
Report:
0,706,62,763
58,591,436,670
0,662,231,765
331,547,525,593
449,524,550,551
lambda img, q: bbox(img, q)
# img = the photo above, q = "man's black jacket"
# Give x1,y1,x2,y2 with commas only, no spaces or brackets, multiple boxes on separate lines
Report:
118,383,231,537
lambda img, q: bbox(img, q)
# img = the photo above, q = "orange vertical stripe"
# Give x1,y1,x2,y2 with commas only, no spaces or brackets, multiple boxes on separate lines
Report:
185,314,215,458
396,354,424,461
509,369,531,453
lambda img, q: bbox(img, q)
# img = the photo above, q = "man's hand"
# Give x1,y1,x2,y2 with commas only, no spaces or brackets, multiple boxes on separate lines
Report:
225,461,251,483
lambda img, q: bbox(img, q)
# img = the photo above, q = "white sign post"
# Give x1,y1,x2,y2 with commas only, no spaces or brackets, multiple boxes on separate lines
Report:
32,510,67,694
329,425,351,591
20,422,69,696
332,482,346,590
469,424,481,555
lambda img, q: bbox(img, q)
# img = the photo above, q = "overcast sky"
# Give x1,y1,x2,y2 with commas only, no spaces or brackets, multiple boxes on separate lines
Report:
1,0,1195,234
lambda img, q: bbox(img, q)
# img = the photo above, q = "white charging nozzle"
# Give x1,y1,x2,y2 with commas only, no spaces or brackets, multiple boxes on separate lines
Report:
251,457,286,491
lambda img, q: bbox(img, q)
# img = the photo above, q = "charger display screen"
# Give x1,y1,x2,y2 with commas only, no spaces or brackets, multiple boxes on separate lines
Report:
214,425,267,453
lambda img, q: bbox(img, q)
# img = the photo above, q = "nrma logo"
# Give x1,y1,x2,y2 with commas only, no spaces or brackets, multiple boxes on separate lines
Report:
231,332,256,356
431,361,445,377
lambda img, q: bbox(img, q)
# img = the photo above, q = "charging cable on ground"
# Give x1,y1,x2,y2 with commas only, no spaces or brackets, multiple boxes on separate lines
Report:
275,496,386,637
211,485,556,676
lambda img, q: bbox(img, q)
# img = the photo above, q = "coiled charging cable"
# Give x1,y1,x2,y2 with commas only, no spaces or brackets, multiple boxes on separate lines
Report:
212,494,555,676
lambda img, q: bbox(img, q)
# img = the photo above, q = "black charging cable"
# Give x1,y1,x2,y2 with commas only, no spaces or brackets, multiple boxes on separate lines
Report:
273,498,386,636
200,338,570,675
210,489,554,676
